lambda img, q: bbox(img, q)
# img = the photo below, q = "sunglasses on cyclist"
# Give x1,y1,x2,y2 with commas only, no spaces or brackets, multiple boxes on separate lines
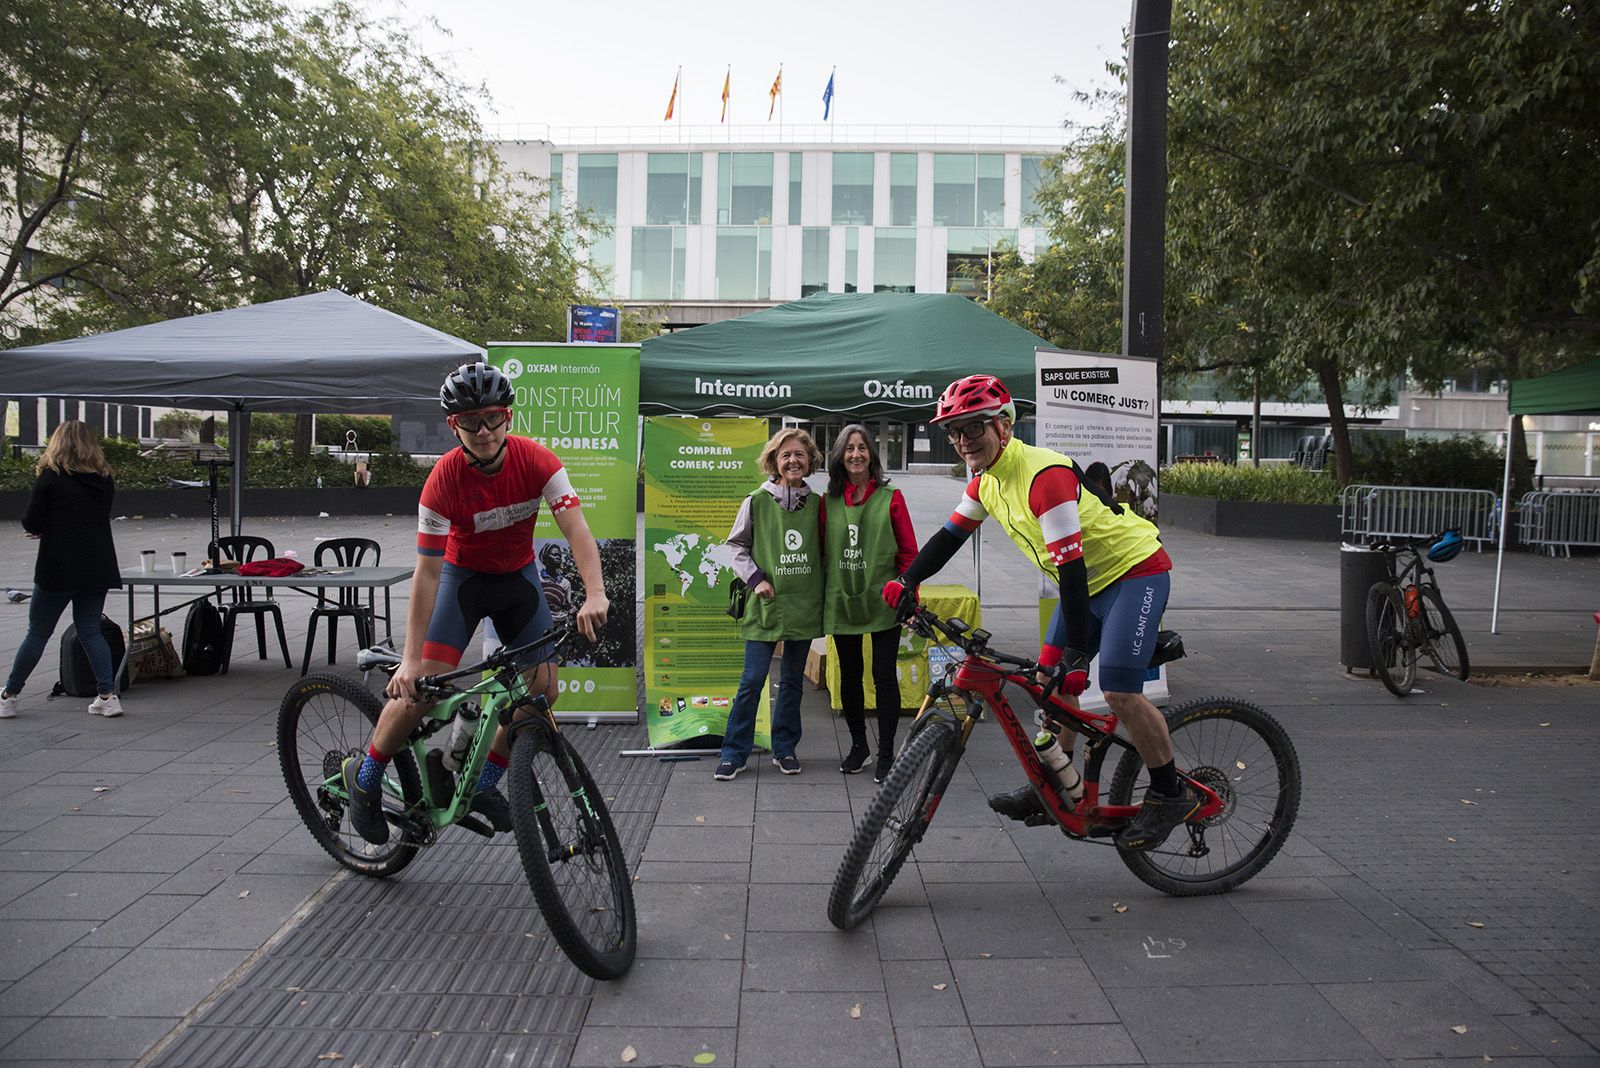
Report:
945,420,992,444
447,408,511,434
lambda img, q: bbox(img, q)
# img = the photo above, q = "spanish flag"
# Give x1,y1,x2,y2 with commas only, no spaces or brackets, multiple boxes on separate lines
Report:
768,67,782,120
720,67,731,123
664,69,679,121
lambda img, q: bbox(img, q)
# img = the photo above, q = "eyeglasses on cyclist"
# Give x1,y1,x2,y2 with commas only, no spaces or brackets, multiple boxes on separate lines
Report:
448,408,511,434
945,419,992,444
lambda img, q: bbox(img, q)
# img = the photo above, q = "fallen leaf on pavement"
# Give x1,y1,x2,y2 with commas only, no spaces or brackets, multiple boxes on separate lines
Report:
1113,903,1128,913
1467,921,1485,928
1451,1025,1468,1034
933,983,947,991
316,1055,342,1062
1460,799,1478,805
622,1045,637,1062
849,1003,862,1019
238,890,250,898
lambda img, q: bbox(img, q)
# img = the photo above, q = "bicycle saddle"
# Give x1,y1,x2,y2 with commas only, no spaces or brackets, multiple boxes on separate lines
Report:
356,641,402,673
1151,630,1186,668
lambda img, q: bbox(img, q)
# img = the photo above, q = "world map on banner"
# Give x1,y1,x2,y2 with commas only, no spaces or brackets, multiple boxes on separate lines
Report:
652,532,737,598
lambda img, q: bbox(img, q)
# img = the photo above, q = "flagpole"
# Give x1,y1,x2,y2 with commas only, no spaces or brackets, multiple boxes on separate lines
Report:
677,66,683,143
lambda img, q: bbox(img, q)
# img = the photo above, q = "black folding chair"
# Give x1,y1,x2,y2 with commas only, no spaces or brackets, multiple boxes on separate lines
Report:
299,537,382,676
210,535,292,673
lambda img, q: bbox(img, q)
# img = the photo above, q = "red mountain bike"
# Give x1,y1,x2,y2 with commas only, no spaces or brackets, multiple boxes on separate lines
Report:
828,605,1302,929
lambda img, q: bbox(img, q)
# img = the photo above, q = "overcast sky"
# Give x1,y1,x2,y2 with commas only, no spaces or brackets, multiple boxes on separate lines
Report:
373,0,1131,136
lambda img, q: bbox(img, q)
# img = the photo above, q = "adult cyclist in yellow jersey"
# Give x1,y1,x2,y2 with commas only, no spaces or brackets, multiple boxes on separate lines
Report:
883,374,1196,852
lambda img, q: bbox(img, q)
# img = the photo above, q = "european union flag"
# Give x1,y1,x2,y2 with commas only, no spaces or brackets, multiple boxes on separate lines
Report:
822,71,835,120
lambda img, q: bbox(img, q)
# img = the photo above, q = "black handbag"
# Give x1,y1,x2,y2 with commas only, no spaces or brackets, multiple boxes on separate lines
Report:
727,577,749,620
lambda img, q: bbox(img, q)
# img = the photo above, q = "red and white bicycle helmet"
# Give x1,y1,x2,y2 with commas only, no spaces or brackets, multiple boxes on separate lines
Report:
932,374,1017,425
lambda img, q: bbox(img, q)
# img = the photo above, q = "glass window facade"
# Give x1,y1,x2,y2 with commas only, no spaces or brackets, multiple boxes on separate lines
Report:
933,154,1005,226
645,153,701,225
714,226,772,300
1021,155,1049,225
843,226,859,293
719,152,773,225
576,153,617,223
630,226,686,300
789,153,802,224
549,153,563,210
832,152,873,225
801,227,829,297
874,228,916,292
889,153,917,226
945,228,1015,297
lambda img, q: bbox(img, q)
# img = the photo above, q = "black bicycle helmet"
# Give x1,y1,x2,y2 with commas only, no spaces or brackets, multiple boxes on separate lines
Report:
440,362,514,413
1427,530,1464,563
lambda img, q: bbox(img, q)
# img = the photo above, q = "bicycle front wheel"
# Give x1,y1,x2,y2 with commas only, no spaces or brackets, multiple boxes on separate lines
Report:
278,673,422,877
1418,585,1469,680
828,718,957,930
507,725,636,980
1110,697,1300,896
1365,581,1416,696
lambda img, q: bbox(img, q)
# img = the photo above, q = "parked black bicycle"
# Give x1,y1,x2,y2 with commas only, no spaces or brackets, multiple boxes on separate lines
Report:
1363,530,1470,696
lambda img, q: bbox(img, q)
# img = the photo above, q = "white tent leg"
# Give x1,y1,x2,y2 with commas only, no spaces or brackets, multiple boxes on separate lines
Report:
1490,413,1514,634
229,409,246,538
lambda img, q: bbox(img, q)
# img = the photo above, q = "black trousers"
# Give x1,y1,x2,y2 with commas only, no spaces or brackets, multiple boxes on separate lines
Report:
832,626,903,753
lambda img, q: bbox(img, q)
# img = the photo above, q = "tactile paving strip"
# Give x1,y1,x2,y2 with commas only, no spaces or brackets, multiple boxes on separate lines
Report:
152,720,670,1067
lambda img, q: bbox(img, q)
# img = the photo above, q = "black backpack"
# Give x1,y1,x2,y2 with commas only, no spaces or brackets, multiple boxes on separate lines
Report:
182,599,226,676
54,615,129,698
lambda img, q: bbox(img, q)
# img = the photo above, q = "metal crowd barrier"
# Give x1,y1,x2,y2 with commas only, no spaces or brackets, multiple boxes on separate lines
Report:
1516,491,1600,557
1339,485,1500,548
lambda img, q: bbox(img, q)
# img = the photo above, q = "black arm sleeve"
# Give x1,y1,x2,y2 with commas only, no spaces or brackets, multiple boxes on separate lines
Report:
1055,556,1092,651
899,525,967,587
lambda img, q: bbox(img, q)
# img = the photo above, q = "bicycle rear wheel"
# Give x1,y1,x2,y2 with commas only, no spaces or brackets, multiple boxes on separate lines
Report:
278,673,422,877
1365,581,1416,696
1418,585,1469,680
1110,697,1300,896
828,718,957,930
507,725,636,980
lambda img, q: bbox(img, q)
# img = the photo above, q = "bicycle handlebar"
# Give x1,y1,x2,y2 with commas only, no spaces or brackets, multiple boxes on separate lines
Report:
904,604,1040,676
356,627,570,696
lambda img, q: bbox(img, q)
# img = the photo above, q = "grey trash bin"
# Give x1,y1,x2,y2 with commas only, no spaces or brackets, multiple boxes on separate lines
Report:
1340,543,1390,671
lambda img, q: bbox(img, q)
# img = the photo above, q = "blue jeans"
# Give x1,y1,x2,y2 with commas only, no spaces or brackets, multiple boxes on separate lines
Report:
719,639,808,765
5,587,114,697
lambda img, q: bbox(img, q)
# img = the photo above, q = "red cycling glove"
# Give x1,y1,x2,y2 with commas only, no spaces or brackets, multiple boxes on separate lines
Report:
1038,644,1090,697
881,578,918,622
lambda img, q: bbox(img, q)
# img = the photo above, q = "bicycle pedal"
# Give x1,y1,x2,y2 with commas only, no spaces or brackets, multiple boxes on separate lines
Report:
1085,823,1118,838
456,814,495,838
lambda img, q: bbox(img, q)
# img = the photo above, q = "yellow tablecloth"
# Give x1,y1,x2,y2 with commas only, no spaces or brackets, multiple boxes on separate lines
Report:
822,583,981,712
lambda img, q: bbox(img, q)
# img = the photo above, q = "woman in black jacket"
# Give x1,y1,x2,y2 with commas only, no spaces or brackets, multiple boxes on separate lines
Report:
1,422,125,719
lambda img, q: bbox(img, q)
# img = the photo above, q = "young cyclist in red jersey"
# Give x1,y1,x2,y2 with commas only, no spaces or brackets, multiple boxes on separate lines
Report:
343,363,609,845
883,375,1197,852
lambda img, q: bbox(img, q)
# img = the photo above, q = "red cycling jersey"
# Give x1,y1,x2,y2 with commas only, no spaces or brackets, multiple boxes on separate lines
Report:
416,436,580,573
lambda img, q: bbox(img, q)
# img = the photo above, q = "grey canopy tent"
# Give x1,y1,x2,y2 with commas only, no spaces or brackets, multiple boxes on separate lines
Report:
639,292,1054,417
1490,356,1600,632
3,290,484,534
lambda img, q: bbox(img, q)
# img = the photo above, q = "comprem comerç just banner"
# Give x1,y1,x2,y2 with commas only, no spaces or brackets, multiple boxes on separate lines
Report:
489,342,640,720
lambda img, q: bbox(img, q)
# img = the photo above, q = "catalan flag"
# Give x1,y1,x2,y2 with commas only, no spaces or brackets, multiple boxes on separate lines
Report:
768,67,782,120
664,69,679,121
720,67,730,123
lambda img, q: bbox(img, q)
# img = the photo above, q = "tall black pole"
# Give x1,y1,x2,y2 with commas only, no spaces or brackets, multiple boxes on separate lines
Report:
1122,0,1171,363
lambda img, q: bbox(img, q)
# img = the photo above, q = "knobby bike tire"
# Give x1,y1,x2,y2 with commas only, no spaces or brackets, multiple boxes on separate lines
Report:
1419,585,1470,680
507,725,637,980
1366,581,1416,697
278,673,422,877
1109,697,1301,896
827,719,958,930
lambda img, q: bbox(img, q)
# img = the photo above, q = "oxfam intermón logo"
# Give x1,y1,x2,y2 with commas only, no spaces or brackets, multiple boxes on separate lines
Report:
785,529,804,551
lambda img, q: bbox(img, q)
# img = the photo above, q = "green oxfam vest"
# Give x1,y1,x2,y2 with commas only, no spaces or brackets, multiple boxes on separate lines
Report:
823,485,898,634
739,489,824,642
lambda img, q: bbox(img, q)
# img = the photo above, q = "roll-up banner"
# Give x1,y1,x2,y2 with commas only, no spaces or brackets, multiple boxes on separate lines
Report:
642,416,771,750
1033,347,1168,707
489,342,640,720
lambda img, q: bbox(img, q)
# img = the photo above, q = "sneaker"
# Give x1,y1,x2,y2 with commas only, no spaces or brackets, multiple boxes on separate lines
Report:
988,783,1050,824
341,756,390,845
840,743,871,775
469,787,514,833
1117,784,1202,852
0,693,17,719
713,760,744,781
873,754,894,784
88,694,123,718
773,754,802,775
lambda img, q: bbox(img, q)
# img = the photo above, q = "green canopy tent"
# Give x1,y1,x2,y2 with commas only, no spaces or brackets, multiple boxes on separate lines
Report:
1491,356,1600,631
639,292,1054,418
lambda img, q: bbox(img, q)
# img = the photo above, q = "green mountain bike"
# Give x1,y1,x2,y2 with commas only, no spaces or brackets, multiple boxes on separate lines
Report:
277,629,636,979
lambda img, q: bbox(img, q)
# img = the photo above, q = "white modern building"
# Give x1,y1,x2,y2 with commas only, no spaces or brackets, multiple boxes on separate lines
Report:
493,125,1065,329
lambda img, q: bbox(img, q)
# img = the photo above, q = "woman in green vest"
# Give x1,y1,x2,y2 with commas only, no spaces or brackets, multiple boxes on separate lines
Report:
823,425,918,782
714,428,825,781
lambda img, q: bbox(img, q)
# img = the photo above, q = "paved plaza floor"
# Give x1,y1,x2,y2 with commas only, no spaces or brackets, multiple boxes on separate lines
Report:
0,474,1596,1066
